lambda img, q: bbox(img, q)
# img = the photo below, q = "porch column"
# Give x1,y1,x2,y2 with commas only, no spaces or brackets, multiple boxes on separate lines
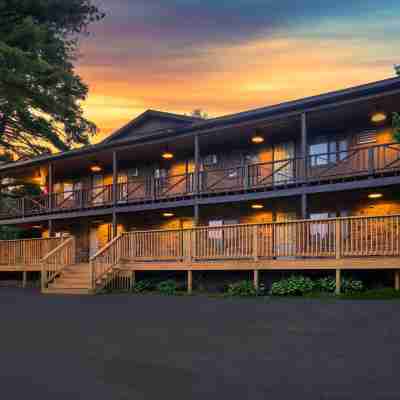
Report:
194,134,200,226
112,151,118,206
335,269,341,295
48,219,54,237
301,193,308,219
395,270,400,291
301,112,308,182
48,163,54,210
112,211,118,238
22,271,27,288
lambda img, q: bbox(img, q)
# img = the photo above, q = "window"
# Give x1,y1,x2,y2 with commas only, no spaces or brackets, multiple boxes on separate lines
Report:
208,220,223,239
357,131,376,145
127,168,139,179
310,141,329,166
154,168,168,179
203,154,218,166
244,153,259,164
309,137,348,166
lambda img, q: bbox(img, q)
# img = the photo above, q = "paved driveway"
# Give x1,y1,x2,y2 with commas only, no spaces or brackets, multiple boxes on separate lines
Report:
0,289,399,399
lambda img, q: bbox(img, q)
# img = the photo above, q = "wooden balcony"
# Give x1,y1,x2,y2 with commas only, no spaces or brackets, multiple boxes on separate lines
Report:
1,142,400,220
90,214,400,289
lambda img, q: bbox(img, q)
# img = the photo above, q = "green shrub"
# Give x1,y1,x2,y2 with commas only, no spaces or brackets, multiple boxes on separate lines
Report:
341,278,363,294
270,275,314,296
157,280,177,295
226,280,260,297
314,277,336,293
132,280,152,293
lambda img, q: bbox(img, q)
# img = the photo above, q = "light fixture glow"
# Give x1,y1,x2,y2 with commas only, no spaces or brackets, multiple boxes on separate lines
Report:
32,225,42,229
162,151,174,160
368,193,383,199
251,135,264,144
251,204,264,210
371,112,387,123
163,212,174,217
90,164,102,173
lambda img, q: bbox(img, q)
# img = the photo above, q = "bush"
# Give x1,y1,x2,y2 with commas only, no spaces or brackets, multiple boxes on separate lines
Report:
226,280,260,297
314,277,336,293
270,275,314,296
132,280,152,293
341,278,363,294
271,275,364,296
157,280,177,295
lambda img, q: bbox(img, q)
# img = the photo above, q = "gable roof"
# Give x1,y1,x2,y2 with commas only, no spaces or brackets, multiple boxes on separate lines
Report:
102,109,202,143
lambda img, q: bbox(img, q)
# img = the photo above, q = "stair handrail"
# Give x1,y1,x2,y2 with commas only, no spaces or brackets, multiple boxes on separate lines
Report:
41,236,76,290
90,233,124,291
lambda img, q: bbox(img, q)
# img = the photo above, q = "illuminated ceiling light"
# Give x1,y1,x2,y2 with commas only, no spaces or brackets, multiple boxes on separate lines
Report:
90,163,102,173
162,151,174,160
32,225,42,229
251,135,264,144
251,204,264,210
371,112,387,123
368,193,383,199
163,212,174,217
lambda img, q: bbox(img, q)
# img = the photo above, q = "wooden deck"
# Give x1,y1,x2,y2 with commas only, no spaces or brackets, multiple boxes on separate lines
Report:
122,257,400,271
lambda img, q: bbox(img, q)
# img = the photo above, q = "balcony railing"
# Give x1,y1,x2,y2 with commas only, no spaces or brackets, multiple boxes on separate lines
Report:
90,214,400,278
1,142,400,219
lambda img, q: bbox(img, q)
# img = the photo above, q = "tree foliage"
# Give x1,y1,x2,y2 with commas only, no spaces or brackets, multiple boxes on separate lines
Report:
0,0,104,159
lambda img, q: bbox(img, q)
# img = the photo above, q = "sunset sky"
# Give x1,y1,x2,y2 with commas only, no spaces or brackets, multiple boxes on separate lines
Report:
77,0,400,142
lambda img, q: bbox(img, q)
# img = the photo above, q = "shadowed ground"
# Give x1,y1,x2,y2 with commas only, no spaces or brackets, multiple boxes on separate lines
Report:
1,289,399,399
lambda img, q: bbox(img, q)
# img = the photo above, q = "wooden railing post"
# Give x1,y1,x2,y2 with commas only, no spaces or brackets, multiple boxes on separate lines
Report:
335,220,341,260
253,224,259,261
368,147,375,175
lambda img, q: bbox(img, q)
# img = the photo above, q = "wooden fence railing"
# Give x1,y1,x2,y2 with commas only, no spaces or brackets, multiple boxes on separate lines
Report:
2,142,400,219
0,237,63,266
90,234,124,290
41,236,76,289
99,215,400,265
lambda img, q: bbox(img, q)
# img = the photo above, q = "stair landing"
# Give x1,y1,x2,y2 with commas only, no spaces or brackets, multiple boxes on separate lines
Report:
42,263,94,295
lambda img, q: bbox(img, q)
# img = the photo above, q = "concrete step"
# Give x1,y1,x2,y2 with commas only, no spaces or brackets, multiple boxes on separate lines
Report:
42,288,93,295
48,282,91,289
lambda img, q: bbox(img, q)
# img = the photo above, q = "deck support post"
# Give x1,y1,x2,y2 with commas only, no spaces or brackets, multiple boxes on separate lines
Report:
22,271,27,288
187,270,193,294
253,270,259,291
395,270,400,291
335,269,341,295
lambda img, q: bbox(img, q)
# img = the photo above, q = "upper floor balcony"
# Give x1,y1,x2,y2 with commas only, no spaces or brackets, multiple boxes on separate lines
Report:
1,141,400,220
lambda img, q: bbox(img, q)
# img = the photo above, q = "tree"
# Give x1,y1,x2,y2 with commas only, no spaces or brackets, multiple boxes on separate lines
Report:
0,0,104,159
191,109,209,119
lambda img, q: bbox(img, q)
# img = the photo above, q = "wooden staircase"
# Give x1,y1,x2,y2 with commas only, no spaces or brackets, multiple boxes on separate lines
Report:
42,263,93,295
